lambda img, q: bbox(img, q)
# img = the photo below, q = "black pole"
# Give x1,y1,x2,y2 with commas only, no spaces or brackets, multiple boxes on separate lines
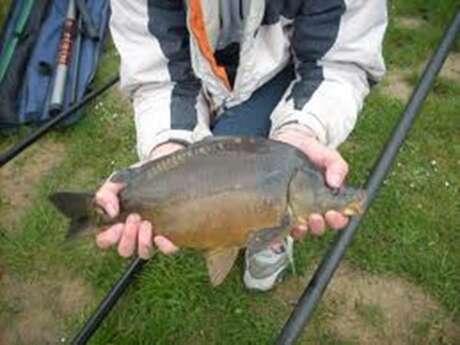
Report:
70,257,148,345
275,9,460,345
0,75,119,168
69,15,83,106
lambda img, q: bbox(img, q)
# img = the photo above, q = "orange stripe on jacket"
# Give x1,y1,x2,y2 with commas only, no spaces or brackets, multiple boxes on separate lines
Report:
188,0,231,91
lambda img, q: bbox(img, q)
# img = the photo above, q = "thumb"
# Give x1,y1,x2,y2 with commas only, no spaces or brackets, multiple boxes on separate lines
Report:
324,155,349,188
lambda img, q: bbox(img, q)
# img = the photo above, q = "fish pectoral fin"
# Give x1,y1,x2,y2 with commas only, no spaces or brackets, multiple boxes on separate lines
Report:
204,247,239,287
246,215,292,260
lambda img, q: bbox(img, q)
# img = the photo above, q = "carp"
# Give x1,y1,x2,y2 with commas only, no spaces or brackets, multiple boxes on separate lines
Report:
50,137,366,286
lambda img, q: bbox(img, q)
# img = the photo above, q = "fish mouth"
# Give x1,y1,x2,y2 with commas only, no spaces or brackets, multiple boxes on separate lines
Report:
341,190,367,216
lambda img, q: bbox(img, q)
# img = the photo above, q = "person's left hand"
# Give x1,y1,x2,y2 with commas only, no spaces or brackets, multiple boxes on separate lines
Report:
271,125,350,238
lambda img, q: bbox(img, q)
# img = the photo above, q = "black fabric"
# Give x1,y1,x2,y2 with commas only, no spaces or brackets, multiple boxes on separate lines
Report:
262,0,304,24
288,0,346,110
147,0,200,131
214,42,240,89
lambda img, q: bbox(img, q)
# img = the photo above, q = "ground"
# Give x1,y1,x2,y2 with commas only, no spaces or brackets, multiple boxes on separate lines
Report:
0,1,459,345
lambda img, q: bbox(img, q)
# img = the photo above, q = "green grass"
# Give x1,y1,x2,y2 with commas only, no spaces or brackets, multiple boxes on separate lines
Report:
0,1,459,344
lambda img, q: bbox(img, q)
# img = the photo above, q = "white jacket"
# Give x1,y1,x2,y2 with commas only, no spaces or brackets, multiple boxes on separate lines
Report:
110,0,387,160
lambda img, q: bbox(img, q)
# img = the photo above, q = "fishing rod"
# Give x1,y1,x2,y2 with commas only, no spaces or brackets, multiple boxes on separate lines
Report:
70,0,98,106
69,16,83,106
0,75,119,168
274,8,460,345
49,0,77,115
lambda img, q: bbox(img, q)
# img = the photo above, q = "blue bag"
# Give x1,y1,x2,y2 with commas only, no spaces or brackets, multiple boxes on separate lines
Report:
0,0,111,131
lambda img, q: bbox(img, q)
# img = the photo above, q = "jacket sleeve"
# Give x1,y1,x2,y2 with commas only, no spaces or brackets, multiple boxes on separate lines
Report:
270,0,387,148
110,0,211,160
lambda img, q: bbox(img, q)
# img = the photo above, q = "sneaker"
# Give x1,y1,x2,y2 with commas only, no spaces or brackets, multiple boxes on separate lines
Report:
243,236,294,291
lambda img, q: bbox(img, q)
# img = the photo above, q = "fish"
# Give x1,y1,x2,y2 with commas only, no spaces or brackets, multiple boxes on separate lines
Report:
50,136,366,286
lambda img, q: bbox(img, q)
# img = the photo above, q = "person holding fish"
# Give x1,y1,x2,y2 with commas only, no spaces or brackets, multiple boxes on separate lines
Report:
94,0,387,291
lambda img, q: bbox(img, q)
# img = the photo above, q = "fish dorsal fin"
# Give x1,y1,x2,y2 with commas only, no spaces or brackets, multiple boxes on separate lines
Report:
204,247,239,287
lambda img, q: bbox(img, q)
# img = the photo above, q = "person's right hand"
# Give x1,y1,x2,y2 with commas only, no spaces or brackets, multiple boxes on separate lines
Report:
95,142,185,259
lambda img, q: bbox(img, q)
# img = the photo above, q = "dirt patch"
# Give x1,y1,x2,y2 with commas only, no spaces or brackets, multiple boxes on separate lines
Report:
440,53,460,82
397,16,426,30
269,262,460,345
379,69,413,102
0,140,66,231
0,269,95,345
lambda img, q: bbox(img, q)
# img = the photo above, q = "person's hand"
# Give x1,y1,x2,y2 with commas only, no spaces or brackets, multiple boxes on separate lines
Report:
95,142,185,258
271,125,349,238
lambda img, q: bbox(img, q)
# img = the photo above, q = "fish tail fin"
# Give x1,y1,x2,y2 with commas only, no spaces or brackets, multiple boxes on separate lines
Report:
49,192,94,238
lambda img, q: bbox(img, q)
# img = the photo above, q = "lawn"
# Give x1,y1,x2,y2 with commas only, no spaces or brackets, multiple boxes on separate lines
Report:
0,1,459,345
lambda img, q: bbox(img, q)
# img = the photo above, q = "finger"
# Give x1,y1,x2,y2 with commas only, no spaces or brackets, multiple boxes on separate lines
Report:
324,154,349,188
118,214,141,257
325,210,349,230
308,214,326,236
94,182,124,218
104,180,125,194
154,236,179,255
291,224,308,239
96,223,124,249
292,139,348,188
138,221,153,259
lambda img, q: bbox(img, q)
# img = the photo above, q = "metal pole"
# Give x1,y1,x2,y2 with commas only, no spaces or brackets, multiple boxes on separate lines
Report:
0,75,119,168
275,9,460,345
49,0,77,115
70,257,148,345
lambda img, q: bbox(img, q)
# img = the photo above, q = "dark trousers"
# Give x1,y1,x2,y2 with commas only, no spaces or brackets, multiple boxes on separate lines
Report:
211,65,295,137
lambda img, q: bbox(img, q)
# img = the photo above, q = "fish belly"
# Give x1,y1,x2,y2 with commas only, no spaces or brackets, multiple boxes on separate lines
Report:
153,190,285,250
